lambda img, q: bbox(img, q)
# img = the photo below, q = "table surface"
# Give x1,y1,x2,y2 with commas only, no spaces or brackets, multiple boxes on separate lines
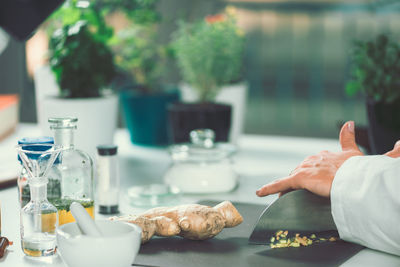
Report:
0,124,399,267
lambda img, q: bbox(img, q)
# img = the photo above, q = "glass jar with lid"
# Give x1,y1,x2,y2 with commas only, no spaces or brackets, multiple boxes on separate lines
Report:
48,117,95,225
164,129,237,193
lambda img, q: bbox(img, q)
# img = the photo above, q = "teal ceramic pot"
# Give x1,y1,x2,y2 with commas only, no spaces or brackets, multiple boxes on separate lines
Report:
120,89,180,146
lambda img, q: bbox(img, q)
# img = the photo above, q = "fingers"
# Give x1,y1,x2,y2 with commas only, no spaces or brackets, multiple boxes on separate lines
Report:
339,121,361,152
385,140,400,158
256,176,294,197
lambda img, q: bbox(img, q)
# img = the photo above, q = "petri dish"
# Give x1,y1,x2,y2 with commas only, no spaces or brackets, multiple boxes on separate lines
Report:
126,183,181,207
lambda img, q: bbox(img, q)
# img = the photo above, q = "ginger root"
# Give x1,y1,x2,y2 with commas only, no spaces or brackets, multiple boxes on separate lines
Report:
110,201,243,243
110,215,180,243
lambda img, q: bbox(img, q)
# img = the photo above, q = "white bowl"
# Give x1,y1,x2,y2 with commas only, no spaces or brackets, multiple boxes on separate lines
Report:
56,220,141,267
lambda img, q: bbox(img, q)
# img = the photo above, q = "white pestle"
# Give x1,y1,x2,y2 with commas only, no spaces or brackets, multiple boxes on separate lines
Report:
70,202,102,237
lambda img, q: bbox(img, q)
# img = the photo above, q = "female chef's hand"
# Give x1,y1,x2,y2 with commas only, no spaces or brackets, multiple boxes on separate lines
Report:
256,121,400,198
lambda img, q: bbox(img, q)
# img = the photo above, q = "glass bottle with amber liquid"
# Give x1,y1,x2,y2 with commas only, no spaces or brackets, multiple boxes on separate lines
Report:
49,117,95,225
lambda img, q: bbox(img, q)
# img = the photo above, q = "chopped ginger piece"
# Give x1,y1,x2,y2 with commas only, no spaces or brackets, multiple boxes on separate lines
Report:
269,230,339,249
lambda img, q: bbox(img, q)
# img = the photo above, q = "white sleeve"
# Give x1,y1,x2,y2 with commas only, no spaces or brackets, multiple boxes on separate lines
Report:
331,155,400,256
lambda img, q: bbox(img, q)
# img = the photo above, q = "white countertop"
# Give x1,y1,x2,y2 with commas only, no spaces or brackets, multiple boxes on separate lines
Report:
0,123,399,266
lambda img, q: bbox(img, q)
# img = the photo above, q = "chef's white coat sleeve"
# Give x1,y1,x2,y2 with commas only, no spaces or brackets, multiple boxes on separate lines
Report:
331,155,400,256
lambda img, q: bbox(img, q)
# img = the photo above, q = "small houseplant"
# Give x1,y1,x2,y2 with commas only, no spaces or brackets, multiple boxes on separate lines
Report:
49,21,115,98
35,0,118,155
117,26,180,146
346,34,400,154
170,7,246,143
104,0,180,146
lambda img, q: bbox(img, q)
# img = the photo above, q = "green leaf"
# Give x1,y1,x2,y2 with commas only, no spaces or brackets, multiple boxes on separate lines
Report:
172,12,245,101
346,34,400,102
345,81,361,96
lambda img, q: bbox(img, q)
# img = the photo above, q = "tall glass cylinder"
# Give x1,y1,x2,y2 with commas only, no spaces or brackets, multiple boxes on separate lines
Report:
96,145,119,214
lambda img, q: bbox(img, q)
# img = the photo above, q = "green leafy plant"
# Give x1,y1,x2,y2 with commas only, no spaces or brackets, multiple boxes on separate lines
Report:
112,25,166,93
346,34,400,103
47,0,115,98
172,7,245,102
46,0,113,43
94,0,160,25
102,0,165,93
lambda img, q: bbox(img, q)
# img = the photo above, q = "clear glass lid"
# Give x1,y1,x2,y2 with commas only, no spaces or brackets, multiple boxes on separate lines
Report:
169,129,236,162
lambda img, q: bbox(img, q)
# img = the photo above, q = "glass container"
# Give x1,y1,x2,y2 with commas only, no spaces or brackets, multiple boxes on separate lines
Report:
164,129,237,193
16,143,61,258
17,137,61,208
126,184,181,207
48,117,94,225
96,145,119,214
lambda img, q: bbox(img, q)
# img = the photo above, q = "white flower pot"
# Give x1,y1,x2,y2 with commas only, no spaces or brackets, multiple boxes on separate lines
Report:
34,66,118,157
180,82,248,143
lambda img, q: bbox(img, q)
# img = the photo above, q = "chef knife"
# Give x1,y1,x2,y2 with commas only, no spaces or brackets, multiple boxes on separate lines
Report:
249,189,337,244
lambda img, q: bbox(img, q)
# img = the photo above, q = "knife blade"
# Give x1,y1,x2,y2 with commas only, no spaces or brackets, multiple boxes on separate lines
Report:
249,189,337,245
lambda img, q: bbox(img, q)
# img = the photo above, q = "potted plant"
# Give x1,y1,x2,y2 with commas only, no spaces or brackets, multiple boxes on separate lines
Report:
35,0,117,156
346,34,400,154
103,0,180,146
171,7,246,143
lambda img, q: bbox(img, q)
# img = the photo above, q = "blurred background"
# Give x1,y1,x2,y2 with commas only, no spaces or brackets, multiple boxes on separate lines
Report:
1,0,400,138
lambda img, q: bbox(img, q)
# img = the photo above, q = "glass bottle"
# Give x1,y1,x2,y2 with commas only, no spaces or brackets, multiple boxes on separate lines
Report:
21,179,58,257
17,144,61,258
17,137,61,208
48,117,95,225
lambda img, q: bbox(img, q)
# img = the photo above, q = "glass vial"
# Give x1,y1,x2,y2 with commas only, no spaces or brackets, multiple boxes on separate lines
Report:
96,145,119,214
